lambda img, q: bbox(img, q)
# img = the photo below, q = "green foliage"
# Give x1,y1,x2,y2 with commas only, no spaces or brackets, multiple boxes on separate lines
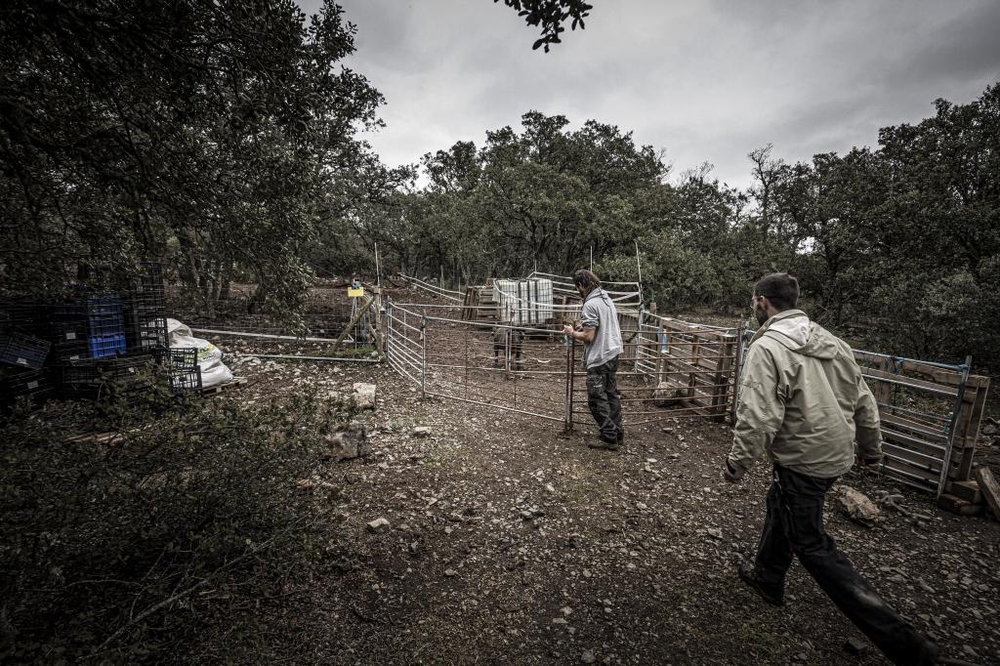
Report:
736,82,1000,370
496,0,593,52
0,0,384,321
0,391,352,662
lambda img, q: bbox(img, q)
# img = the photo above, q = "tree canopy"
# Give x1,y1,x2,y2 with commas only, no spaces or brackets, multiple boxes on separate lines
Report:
496,0,593,52
1,0,997,370
1,0,389,319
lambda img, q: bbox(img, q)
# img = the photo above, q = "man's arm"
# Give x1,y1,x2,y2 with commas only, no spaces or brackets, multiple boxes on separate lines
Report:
562,323,595,343
853,371,884,464
725,345,785,481
563,297,598,343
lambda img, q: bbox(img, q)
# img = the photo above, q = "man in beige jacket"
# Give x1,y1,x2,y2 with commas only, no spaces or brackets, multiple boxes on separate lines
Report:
724,273,938,666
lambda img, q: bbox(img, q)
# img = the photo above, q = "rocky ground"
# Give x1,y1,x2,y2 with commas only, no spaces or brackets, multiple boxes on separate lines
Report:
186,325,1000,666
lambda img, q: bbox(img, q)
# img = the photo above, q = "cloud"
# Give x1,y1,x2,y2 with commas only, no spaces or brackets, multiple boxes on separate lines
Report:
308,0,1000,190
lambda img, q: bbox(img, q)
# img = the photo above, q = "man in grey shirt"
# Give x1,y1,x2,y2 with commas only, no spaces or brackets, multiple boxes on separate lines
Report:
562,269,624,450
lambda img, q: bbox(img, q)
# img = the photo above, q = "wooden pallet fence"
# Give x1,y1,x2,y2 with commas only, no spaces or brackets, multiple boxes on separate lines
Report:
636,315,740,421
461,285,498,327
855,351,990,494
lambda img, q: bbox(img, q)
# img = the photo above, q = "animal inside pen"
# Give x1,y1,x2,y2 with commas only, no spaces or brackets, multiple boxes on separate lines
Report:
492,326,525,370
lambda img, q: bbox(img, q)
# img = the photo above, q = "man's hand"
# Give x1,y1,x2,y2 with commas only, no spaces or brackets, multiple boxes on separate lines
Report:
722,460,742,484
857,455,883,469
561,324,575,338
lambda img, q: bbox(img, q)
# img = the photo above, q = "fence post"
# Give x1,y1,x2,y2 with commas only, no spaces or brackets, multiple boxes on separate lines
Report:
420,315,427,399
564,335,575,433
730,323,748,422
936,355,973,497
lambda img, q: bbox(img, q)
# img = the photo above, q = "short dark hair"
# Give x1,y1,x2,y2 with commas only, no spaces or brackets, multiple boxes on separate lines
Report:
573,269,601,294
754,273,799,311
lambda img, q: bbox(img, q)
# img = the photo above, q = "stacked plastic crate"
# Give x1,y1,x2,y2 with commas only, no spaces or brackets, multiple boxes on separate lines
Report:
98,354,159,406
0,300,53,408
48,302,90,362
167,348,202,394
125,262,168,353
86,295,127,357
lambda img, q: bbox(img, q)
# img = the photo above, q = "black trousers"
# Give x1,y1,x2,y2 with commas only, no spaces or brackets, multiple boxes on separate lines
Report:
586,356,622,443
754,464,936,666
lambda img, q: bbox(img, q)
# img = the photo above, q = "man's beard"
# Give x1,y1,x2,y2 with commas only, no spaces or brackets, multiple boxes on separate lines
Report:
754,307,769,326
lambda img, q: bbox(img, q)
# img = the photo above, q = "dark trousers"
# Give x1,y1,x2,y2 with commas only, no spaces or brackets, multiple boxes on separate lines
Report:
586,356,622,443
754,464,936,666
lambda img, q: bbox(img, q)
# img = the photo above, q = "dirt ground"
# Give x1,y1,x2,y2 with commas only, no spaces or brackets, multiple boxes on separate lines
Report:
189,293,1000,666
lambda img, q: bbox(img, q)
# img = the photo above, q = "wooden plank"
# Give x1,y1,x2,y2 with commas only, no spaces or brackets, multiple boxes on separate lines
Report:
881,463,939,492
881,428,946,459
862,367,965,400
883,453,941,482
853,351,990,389
937,493,983,516
879,412,950,443
882,440,943,467
202,377,246,394
973,466,1000,520
958,381,990,480
947,480,982,503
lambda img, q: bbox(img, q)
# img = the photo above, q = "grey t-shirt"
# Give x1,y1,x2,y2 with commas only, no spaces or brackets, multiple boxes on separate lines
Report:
580,288,623,368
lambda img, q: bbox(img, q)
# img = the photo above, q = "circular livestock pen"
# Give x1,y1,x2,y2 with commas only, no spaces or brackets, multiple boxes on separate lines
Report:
383,295,744,433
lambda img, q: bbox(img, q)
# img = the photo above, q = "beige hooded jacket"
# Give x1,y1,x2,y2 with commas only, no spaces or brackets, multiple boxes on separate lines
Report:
727,309,883,480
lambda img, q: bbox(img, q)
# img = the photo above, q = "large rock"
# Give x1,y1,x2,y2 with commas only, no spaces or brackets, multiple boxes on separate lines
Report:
833,485,881,526
324,422,370,461
352,382,377,410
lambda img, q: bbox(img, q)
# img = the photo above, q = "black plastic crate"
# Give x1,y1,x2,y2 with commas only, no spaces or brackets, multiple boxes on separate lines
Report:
0,299,48,335
58,359,100,386
49,319,89,344
0,367,54,407
57,355,158,403
167,348,201,393
99,354,157,379
52,340,89,362
0,331,51,370
50,301,88,320
168,348,197,370
125,314,168,352
124,263,166,317
99,354,159,406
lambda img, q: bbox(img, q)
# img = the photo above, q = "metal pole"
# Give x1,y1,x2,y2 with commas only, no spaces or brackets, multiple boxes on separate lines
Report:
241,354,380,363
564,334,575,432
420,316,427,399
374,242,381,288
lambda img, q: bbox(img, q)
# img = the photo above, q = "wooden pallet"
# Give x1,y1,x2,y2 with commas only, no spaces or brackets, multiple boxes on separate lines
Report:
201,377,245,394
462,286,498,326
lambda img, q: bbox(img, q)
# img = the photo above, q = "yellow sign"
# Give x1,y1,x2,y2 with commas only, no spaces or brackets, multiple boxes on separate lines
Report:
348,286,364,298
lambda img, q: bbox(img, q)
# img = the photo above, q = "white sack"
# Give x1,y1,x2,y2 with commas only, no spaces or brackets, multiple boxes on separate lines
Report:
167,318,223,368
167,317,232,387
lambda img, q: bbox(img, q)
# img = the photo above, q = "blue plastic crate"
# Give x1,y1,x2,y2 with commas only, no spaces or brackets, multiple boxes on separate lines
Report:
88,334,125,359
87,295,125,338
88,313,125,337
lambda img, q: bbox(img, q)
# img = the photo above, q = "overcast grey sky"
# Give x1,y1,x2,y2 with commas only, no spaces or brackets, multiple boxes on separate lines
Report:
302,0,1000,191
